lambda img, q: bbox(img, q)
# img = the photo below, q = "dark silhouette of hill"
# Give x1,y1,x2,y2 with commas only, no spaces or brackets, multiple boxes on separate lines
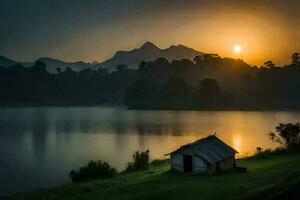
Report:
0,42,204,72
98,42,204,70
37,58,94,73
0,56,17,67
22,58,95,73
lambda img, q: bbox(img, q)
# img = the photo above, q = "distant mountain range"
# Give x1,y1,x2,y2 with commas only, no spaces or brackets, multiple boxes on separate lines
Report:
0,42,204,73
100,42,203,70
23,58,94,73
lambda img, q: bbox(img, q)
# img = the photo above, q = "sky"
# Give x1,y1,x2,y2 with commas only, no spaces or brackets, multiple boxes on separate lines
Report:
1,0,300,66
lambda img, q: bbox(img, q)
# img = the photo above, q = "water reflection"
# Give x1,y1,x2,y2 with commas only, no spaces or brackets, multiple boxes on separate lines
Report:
0,107,300,196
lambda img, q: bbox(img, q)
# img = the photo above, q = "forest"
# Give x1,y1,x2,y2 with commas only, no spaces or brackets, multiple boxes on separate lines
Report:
1,53,300,110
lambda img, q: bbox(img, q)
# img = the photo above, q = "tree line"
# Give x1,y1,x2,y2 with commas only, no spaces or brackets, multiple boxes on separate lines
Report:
1,53,300,109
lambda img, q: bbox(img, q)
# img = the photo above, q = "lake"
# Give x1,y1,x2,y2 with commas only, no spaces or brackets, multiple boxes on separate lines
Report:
1,107,299,196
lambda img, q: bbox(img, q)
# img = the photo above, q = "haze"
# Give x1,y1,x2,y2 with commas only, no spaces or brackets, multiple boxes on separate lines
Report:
1,0,300,66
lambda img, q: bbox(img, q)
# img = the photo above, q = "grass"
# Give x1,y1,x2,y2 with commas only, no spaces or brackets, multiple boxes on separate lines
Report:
8,154,300,200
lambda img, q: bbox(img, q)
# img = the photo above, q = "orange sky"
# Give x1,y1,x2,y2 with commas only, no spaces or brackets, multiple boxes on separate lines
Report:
1,0,300,66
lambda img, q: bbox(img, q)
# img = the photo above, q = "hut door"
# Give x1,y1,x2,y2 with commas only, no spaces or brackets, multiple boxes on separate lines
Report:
183,155,193,173
216,161,221,172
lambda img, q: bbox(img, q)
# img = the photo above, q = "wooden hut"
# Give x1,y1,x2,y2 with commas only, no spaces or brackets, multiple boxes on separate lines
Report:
166,135,238,174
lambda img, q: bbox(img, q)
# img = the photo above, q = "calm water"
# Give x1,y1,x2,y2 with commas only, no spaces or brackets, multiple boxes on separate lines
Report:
1,107,300,196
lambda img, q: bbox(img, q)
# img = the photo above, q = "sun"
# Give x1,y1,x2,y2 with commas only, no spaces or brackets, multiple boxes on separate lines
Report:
233,44,242,54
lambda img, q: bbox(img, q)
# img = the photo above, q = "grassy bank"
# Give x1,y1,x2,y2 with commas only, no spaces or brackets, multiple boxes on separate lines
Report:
9,154,300,200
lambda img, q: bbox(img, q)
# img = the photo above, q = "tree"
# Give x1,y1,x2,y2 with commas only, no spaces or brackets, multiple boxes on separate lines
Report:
116,64,129,72
124,80,160,108
162,77,191,102
31,60,47,73
263,60,275,68
199,79,221,97
56,67,62,73
291,52,300,66
268,123,300,150
198,79,222,107
138,60,147,70
193,54,220,65
126,150,150,172
193,55,203,65
69,160,117,183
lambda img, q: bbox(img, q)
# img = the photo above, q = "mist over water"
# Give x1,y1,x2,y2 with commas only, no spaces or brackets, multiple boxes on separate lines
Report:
1,106,299,196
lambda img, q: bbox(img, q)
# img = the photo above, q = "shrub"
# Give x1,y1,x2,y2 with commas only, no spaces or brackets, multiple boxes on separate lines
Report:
126,150,150,172
268,123,300,151
253,147,288,159
69,160,117,183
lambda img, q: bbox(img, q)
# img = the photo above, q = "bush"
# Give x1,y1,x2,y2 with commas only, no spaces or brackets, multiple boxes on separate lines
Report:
126,150,150,172
69,160,117,183
253,147,288,159
268,123,300,151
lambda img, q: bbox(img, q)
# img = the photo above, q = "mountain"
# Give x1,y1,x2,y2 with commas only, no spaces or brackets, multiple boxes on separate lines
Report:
34,58,94,73
33,42,204,72
99,42,204,70
0,42,204,72
0,56,93,73
0,56,17,67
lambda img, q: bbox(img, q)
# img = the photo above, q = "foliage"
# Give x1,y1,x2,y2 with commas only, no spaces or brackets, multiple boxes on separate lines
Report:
126,150,150,172
160,77,194,107
268,123,300,151
2,52,300,109
69,160,117,183
198,78,222,106
199,79,221,96
124,77,223,109
291,52,300,65
253,147,288,159
124,80,160,108
263,60,275,68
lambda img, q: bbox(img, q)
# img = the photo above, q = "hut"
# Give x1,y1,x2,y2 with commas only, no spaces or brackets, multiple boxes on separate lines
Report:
166,135,238,174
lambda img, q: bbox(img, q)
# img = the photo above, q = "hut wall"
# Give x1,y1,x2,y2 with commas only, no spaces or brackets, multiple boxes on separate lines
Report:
219,157,235,171
170,152,183,171
170,151,235,174
206,164,217,175
192,157,207,174
204,157,235,174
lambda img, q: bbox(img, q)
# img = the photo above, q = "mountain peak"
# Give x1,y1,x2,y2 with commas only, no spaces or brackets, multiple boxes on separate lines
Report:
169,44,187,49
101,42,203,70
140,41,159,49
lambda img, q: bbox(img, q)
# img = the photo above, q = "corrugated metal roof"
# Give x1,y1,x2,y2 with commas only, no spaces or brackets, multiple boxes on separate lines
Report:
168,135,238,165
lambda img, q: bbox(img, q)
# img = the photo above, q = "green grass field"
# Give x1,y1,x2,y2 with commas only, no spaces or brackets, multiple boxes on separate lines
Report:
9,154,300,200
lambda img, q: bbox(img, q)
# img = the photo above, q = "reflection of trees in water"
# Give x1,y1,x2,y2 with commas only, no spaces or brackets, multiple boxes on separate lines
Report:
136,111,147,149
112,109,130,151
0,120,28,185
0,108,199,166
0,120,26,136
53,107,94,134
46,108,191,137
78,120,94,133
110,110,188,151
109,110,187,136
0,108,51,162
31,108,49,161
133,111,185,136
0,108,204,163
59,120,73,134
